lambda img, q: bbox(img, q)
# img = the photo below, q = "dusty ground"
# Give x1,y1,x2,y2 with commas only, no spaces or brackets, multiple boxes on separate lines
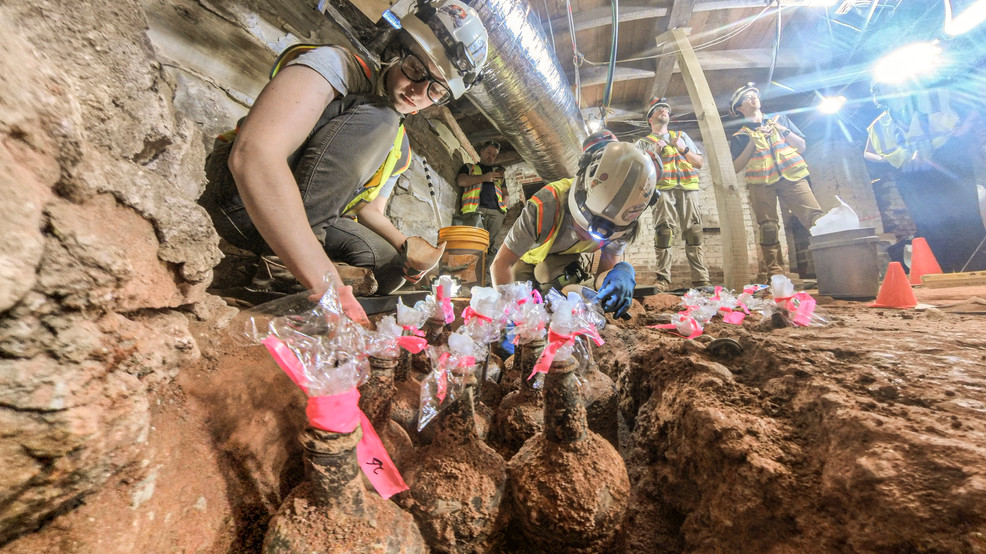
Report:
3,287,986,553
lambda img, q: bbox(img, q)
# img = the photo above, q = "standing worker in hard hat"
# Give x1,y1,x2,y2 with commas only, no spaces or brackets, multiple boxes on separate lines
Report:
864,81,986,272
201,0,489,323
635,97,712,292
728,82,825,280
490,131,660,317
456,140,509,257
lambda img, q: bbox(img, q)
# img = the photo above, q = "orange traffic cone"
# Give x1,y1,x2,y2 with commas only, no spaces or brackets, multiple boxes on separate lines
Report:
908,237,943,285
870,262,918,309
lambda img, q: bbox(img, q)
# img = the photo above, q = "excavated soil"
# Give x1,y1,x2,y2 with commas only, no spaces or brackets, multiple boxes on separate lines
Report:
4,292,986,553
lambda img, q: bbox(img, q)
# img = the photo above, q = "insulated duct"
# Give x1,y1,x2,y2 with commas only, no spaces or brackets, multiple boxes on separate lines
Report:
463,0,586,181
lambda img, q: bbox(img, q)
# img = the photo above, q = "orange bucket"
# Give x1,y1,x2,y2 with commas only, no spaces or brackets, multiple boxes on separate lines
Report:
437,226,490,289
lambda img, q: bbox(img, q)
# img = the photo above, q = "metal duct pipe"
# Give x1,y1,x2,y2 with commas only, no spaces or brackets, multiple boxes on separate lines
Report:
464,0,586,181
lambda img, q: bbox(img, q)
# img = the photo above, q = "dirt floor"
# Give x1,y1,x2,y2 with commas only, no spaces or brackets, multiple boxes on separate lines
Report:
3,286,986,553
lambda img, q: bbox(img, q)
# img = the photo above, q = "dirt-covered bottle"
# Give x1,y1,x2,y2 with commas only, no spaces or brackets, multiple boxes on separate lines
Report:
263,426,425,553
491,339,546,456
399,376,507,552
507,356,630,552
362,356,414,470
577,341,619,447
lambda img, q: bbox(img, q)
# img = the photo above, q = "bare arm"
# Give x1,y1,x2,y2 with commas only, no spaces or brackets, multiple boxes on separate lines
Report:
456,166,505,188
491,245,521,286
228,65,343,293
733,138,755,173
771,118,806,152
592,250,621,288
354,191,407,250
863,136,886,163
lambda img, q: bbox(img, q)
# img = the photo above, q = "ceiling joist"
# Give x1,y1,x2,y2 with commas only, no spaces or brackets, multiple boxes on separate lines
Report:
571,48,800,87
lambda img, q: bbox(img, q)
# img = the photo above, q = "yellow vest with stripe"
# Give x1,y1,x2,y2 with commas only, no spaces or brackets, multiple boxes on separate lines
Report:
642,131,699,190
734,120,809,186
866,90,959,169
461,164,507,213
215,44,411,217
520,178,602,265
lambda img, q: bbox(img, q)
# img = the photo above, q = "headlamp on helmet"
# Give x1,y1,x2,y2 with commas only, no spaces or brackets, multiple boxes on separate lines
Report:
400,0,489,99
646,97,671,119
729,82,760,116
569,142,659,241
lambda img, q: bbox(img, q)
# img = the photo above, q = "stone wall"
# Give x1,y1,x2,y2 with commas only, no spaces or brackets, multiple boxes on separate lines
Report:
0,0,223,543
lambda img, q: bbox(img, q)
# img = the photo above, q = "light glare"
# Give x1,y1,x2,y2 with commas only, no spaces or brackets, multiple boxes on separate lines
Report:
945,0,986,35
817,95,847,114
872,42,942,85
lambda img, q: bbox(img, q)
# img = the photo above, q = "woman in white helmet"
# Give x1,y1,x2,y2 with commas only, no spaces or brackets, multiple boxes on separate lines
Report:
202,0,489,323
490,130,661,317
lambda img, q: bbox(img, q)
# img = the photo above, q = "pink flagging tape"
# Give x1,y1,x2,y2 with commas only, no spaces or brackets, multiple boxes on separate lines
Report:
530,327,604,379
649,316,703,339
402,325,425,337
462,306,492,323
396,335,428,353
436,285,455,324
262,336,408,499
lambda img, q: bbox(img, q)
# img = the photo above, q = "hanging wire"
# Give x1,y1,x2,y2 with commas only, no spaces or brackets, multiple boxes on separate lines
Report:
580,4,772,65
602,0,620,111
565,0,583,109
765,0,782,96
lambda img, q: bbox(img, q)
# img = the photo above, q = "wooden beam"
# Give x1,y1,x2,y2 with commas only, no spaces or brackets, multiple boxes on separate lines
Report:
569,48,799,86
545,0,819,35
648,0,698,102
665,28,751,289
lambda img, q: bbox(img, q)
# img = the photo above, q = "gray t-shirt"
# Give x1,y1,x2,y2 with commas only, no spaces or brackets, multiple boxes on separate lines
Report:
504,180,629,259
634,130,701,155
286,46,378,97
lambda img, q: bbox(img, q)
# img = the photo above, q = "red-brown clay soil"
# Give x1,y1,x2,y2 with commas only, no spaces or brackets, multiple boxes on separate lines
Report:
4,291,986,552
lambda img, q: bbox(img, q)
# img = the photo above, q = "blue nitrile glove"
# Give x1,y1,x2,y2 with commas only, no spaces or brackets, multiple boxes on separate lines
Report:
596,262,636,318
500,322,516,356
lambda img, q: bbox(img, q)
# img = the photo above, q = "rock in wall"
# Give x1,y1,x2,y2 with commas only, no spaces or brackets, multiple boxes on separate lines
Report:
0,0,221,544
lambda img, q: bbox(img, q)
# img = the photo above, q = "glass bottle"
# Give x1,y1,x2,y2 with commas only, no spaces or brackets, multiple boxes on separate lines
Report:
263,426,425,553
491,339,545,457
577,340,619,447
398,373,507,551
362,356,414,470
506,356,630,552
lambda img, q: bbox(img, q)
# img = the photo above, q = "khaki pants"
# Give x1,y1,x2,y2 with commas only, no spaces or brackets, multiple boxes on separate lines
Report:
748,177,824,277
653,188,711,286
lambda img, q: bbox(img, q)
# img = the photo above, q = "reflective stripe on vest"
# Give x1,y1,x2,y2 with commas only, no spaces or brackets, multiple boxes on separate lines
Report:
735,124,809,186
866,90,959,169
643,131,699,190
461,164,507,213
520,178,601,265
343,125,410,216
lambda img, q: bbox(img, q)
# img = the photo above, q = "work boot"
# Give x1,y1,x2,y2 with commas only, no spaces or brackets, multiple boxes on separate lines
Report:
401,236,447,284
248,255,306,295
653,278,673,293
336,264,378,297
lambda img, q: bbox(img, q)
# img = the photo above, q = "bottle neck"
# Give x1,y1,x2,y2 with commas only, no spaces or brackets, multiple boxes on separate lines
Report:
363,356,398,425
544,357,588,444
302,426,366,512
436,383,479,444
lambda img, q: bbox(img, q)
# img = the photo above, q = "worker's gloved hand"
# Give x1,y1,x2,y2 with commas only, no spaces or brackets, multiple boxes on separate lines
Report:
500,322,516,356
596,262,636,318
400,236,447,284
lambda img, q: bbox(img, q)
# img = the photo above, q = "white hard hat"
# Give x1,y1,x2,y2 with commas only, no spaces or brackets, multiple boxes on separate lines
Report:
401,0,489,99
569,141,659,241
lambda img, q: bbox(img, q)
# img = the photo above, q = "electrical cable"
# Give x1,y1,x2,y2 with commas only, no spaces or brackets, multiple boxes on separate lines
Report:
766,0,782,95
602,0,620,111
565,0,583,109
542,0,557,56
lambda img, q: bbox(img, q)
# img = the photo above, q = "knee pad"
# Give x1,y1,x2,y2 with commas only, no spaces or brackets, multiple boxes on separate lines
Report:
654,226,674,249
760,221,780,246
684,223,703,246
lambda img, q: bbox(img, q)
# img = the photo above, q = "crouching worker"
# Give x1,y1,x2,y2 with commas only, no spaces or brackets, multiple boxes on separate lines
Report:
490,131,660,317
200,0,489,323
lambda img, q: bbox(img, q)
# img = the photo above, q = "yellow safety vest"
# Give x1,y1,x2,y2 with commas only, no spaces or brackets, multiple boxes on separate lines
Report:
866,90,959,169
520,178,602,265
642,131,699,190
734,121,809,186
461,164,507,213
